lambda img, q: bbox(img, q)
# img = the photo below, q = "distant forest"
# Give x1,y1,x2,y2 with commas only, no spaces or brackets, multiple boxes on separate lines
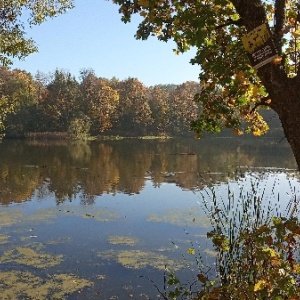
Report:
0,67,282,139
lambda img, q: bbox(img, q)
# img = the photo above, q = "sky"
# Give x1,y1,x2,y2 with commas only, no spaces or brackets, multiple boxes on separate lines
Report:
11,0,200,86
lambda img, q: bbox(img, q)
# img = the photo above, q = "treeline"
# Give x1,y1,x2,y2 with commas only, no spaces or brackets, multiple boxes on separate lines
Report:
0,67,202,139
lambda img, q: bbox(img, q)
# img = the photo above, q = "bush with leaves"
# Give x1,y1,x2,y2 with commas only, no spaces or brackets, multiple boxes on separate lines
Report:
67,114,91,140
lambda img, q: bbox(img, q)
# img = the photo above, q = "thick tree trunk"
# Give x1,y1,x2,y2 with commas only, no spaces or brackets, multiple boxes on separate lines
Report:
280,112,300,169
256,64,300,170
272,88,300,169
257,66,300,169
232,0,300,170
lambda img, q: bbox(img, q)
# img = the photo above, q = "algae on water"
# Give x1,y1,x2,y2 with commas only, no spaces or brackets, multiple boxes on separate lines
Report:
0,271,93,300
0,246,63,268
147,207,209,228
107,235,138,246
98,249,186,271
0,234,10,244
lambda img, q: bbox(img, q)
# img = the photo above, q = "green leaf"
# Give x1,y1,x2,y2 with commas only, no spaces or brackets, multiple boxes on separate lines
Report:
231,13,240,21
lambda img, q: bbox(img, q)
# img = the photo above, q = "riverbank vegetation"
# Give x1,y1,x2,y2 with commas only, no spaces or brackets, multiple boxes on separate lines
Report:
163,181,300,300
0,67,284,141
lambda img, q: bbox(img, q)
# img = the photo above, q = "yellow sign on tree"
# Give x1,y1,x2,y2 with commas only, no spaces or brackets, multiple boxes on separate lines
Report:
242,23,278,69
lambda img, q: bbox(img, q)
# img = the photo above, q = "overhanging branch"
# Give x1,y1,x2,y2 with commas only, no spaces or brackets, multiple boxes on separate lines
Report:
215,18,244,30
250,96,271,113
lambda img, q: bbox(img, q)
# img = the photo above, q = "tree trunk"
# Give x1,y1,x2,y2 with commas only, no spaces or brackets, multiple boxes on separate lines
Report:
272,90,300,169
255,64,300,169
232,0,300,170
280,112,300,169
255,60,300,169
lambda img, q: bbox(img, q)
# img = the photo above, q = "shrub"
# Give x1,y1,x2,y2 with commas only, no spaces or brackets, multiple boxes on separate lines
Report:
67,114,91,140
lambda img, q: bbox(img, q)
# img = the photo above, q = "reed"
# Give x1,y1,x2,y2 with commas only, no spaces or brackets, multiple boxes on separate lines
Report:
164,172,300,299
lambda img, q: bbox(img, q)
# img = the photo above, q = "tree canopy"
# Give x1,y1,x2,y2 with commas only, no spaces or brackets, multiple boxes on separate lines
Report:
0,67,204,138
0,0,74,65
112,0,300,167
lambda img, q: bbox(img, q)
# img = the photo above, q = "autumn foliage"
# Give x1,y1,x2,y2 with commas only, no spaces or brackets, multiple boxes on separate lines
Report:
0,67,202,138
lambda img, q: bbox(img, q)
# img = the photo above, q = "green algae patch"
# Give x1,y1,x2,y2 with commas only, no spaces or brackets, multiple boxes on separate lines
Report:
82,209,117,222
0,234,10,244
107,236,137,246
47,237,73,245
58,206,118,222
0,208,60,230
26,208,59,223
98,250,185,271
0,210,23,227
0,246,63,268
147,207,209,228
0,271,93,300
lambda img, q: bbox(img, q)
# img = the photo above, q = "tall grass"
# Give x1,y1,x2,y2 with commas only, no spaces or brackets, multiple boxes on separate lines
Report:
163,171,300,299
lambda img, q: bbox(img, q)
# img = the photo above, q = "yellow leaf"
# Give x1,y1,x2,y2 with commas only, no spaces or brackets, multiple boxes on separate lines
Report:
292,30,300,38
187,248,195,255
262,247,279,258
252,85,259,96
293,263,300,273
254,279,267,292
253,129,262,137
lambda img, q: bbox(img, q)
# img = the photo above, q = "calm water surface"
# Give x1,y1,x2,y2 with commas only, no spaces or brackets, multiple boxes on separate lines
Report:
0,137,299,299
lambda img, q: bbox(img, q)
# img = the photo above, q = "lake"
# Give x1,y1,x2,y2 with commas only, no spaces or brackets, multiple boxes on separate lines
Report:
0,137,299,299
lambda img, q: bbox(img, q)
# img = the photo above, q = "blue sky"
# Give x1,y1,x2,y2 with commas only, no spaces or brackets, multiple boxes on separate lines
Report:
12,0,200,86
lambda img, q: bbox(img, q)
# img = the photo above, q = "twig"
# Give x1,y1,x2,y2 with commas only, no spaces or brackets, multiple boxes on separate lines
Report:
139,275,169,299
215,18,244,30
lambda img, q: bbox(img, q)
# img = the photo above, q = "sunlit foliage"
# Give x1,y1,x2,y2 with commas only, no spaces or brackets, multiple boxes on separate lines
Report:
0,67,204,138
0,0,74,65
112,0,300,139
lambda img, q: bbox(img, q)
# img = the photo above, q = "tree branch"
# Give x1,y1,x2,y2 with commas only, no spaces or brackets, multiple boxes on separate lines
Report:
274,0,286,55
231,0,266,30
250,96,271,114
215,18,244,30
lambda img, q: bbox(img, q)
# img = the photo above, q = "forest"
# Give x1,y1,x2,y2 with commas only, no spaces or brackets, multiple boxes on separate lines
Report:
0,67,283,140
0,67,205,139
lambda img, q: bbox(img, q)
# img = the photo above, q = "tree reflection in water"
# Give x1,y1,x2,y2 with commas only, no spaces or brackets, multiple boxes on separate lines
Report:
0,137,299,299
0,137,296,205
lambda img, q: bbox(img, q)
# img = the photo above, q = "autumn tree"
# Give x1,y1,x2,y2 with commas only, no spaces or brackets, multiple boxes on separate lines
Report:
79,72,119,133
112,0,300,168
0,67,39,136
169,81,202,132
0,0,74,66
114,78,153,135
148,85,171,134
38,70,80,132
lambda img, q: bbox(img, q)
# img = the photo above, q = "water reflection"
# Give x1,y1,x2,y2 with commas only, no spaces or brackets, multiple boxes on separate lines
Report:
0,138,299,299
0,137,296,205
